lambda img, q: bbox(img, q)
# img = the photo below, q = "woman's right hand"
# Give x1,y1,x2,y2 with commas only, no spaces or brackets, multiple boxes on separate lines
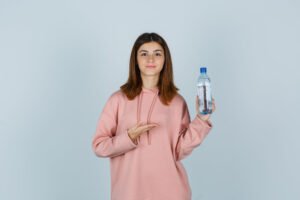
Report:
127,122,159,144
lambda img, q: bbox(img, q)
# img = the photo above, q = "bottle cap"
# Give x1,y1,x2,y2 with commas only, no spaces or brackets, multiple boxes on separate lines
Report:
200,67,207,74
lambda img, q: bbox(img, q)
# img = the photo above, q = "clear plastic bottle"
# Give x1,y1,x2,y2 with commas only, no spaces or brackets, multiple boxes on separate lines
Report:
197,67,213,115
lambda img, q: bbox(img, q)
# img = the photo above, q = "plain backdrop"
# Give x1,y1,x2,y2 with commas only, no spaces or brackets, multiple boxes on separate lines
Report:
1,0,299,200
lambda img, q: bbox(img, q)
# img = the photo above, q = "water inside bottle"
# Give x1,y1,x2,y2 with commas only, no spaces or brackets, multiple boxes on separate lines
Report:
197,83,212,115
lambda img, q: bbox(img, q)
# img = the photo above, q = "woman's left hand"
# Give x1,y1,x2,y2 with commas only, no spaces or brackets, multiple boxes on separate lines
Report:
195,96,216,121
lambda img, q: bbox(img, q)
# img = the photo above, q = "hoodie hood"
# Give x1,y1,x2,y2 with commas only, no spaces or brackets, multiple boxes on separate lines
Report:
136,87,159,145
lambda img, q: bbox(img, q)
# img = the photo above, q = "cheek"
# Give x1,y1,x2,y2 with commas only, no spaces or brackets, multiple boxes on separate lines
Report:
158,58,165,68
136,59,143,70
137,58,146,66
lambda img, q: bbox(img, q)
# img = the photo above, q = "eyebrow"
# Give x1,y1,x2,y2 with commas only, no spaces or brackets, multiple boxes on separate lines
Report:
138,49,163,53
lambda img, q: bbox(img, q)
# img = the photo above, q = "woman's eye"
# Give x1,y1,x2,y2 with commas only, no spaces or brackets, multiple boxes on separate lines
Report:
155,53,162,56
141,53,147,56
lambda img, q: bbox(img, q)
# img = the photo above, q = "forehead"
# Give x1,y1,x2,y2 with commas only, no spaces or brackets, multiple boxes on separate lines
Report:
138,42,164,51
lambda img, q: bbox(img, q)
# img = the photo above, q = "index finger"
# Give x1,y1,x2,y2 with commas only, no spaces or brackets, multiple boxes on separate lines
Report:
141,123,159,128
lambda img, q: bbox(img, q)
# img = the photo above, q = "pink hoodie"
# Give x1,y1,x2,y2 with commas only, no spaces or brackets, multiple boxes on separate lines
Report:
92,87,213,200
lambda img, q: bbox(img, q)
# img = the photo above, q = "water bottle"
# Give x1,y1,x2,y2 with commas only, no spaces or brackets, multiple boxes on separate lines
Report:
197,67,213,115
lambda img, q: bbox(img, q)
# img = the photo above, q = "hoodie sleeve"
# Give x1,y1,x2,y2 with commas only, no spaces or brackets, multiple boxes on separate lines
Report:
175,100,213,161
92,92,138,158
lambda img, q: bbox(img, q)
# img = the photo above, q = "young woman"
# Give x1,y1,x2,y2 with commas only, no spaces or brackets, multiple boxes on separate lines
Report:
92,32,216,200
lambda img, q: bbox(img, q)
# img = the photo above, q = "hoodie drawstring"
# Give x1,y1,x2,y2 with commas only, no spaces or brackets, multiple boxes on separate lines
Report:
137,92,143,143
137,90,159,145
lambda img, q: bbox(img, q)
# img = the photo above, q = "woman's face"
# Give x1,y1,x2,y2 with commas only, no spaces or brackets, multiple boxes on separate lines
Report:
137,42,165,79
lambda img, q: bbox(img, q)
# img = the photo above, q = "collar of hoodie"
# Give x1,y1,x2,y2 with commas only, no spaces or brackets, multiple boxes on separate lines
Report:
136,87,159,145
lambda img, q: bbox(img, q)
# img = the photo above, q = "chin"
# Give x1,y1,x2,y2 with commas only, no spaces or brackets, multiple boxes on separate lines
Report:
145,73,159,76
141,72,160,77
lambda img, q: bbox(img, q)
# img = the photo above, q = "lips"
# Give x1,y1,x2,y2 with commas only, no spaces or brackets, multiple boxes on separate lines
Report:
146,65,156,68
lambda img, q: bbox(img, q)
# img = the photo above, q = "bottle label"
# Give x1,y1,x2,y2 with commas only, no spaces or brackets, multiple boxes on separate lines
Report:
197,85,212,114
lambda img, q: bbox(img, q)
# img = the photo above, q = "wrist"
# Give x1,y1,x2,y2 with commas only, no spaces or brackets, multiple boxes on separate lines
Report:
197,114,209,121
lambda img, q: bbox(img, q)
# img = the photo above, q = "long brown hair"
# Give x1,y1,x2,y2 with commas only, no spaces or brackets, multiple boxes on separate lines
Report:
120,32,178,105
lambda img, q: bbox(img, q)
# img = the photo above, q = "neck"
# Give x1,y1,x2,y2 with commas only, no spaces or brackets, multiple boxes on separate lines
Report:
141,75,159,89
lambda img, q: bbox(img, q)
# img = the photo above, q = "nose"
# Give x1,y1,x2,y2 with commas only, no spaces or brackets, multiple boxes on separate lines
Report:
147,54,154,62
